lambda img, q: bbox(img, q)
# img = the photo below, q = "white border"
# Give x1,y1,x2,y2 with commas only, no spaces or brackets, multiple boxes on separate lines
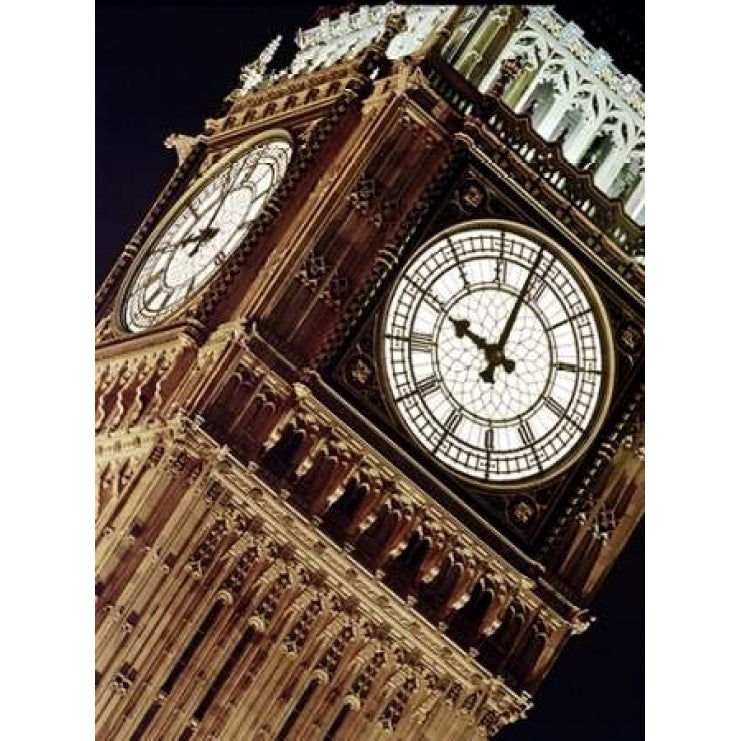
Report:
648,2,741,740
3,0,91,737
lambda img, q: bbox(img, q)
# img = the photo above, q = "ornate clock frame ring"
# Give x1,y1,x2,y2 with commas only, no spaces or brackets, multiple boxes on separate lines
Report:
376,218,616,493
112,128,294,335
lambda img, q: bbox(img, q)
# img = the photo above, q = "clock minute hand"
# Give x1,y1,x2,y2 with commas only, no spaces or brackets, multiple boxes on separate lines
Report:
496,250,543,350
478,252,544,384
184,166,237,257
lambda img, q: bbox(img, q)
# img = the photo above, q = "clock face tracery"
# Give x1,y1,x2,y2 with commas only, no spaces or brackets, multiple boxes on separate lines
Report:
122,136,292,333
380,222,614,487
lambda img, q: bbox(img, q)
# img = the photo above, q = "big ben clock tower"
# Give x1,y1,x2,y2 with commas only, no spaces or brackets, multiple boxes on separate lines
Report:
95,6,644,740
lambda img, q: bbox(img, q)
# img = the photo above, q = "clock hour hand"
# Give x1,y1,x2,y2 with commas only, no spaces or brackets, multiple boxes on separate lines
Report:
450,317,513,384
450,317,488,349
179,225,219,257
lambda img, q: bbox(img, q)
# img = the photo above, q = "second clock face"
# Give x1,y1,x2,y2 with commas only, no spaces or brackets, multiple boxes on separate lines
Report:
122,136,292,333
380,222,613,487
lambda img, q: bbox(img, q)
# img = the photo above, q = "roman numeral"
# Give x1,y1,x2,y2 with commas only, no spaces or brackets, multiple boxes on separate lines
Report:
447,237,470,288
544,397,567,417
422,293,445,312
553,361,603,379
525,277,547,303
251,183,272,205
142,267,167,289
216,164,237,193
546,308,592,332
458,262,470,288
404,276,444,311
537,252,555,278
142,278,162,300
417,376,438,397
410,332,434,352
493,257,507,287
441,409,462,435
518,420,535,447
147,284,172,310
485,428,495,451
225,163,243,190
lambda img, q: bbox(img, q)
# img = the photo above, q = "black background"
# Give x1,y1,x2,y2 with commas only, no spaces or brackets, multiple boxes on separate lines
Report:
96,4,644,739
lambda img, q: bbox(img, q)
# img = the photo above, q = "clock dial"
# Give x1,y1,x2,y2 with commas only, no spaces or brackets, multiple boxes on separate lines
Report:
122,136,292,332
381,222,613,486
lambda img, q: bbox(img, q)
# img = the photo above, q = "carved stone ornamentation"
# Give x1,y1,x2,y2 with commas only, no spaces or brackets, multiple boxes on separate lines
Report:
95,315,114,343
349,173,378,215
510,498,536,527
297,251,330,289
593,506,618,540
186,518,231,578
458,180,486,212
372,196,398,227
617,320,644,355
345,353,375,389
164,132,202,165
319,273,351,307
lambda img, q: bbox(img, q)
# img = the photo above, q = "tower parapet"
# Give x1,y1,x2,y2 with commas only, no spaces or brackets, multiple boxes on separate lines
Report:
243,4,645,230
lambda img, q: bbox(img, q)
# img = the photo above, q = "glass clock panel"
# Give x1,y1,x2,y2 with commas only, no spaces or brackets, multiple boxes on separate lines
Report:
122,137,292,333
381,222,613,486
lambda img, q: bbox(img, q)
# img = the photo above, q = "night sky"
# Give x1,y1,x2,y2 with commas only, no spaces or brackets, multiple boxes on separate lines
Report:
96,4,644,739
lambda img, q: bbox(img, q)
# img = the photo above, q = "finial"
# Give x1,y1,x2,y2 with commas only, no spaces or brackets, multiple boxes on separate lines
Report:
258,35,282,68
239,35,283,93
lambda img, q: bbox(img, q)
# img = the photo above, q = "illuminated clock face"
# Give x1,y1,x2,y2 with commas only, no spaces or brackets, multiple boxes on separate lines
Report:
381,222,613,486
122,136,292,332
